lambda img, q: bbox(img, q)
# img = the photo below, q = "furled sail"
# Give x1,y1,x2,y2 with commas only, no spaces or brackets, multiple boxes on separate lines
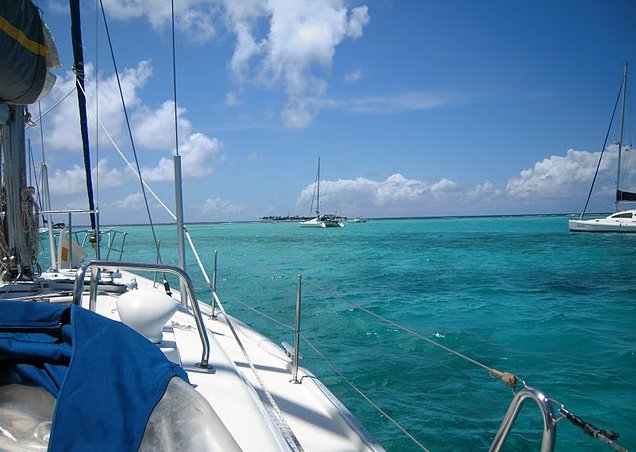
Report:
0,0,59,104
0,1,59,280
616,189,636,202
69,0,97,231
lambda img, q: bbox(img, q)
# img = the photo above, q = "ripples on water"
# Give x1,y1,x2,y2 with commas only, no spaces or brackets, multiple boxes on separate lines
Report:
78,216,634,451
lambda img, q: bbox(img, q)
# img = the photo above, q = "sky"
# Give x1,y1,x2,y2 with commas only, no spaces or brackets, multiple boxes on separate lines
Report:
26,0,636,224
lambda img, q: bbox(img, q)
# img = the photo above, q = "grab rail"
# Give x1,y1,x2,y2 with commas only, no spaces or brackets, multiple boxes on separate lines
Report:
489,385,557,452
73,260,210,368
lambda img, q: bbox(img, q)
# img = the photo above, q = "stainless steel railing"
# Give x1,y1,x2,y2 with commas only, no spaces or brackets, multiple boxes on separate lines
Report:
489,385,557,452
73,260,211,368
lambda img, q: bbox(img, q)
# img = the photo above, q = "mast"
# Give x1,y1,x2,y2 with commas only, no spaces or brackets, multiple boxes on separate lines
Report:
170,0,187,306
69,0,97,232
0,106,35,280
615,62,628,212
316,157,321,217
0,1,59,280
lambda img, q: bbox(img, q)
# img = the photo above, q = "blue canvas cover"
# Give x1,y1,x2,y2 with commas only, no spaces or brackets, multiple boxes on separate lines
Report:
0,301,188,451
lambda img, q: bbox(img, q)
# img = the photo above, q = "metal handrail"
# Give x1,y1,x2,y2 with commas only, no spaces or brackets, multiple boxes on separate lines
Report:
40,208,98,269
489,386,557,452
73,260,210,368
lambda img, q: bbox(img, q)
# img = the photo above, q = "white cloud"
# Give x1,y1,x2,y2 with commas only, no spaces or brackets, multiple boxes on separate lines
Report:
36,58,222,185
343,91,459,114
346,6,369,39
298,173,460,213
281,100,318,129
102,0,217,42
290,146,632,217
64,1,370,129
201,197,243,217
431,178,458,194
49,165,90,195
468,181,501,200
225,91,242,106
110,193,145,211
225,0,370,128
49,159,125,195
133,101,191,151
344,69,362,83
40,60,153,155
142,133,221,182
506,148,618,199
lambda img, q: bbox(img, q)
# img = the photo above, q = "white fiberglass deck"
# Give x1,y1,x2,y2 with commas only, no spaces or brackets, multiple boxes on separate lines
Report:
84,270,381,452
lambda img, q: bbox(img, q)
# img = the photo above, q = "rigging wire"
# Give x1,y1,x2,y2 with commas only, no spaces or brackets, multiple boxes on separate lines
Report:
25,87,76,128
82,92,219,299
171,0,180,158
579,75,624,219
98,0,161,259
35,100,47,217
301,333,430,451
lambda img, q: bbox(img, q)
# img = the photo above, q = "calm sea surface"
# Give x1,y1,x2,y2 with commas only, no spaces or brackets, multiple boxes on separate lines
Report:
47,216,635,451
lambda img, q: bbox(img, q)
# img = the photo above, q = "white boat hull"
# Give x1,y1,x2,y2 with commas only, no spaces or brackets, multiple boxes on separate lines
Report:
568,210,636,233
300,217,344,228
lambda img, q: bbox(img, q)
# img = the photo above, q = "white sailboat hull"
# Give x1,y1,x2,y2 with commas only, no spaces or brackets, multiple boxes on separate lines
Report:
568,210,636,233
300,217,344,228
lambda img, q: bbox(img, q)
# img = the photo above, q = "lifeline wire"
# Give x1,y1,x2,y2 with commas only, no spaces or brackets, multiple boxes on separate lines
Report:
303,278,516,388
301,333,430,451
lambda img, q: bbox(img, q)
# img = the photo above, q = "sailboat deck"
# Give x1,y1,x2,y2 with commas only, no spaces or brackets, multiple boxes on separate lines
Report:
81,270,381,451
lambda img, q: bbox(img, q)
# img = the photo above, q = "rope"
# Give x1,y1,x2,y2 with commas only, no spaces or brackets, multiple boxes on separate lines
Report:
20,187,39,265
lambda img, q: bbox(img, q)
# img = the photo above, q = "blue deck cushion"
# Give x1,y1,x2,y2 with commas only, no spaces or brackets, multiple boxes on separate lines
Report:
0,301,188,451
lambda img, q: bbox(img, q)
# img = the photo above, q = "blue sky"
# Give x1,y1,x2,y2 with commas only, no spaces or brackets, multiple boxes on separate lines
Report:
28,0,636,224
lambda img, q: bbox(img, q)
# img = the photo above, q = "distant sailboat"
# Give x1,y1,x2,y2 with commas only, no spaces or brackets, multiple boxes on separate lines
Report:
569,62,636,233
300,157,344,228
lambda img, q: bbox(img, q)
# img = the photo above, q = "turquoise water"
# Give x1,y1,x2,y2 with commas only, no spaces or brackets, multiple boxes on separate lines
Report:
45,216,635,451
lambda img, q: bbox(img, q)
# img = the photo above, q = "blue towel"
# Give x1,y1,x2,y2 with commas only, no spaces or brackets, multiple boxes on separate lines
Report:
0,301,188,451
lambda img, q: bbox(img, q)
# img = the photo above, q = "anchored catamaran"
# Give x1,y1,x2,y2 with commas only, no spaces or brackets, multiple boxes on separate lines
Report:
569,62,636,233
300,158,344,228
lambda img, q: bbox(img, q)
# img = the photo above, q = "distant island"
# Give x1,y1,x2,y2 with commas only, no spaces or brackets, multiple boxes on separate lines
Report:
261,215,369,223
261,215,316,222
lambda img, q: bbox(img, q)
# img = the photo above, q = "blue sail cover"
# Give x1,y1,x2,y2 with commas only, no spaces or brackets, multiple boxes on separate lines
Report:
0,301,188,451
